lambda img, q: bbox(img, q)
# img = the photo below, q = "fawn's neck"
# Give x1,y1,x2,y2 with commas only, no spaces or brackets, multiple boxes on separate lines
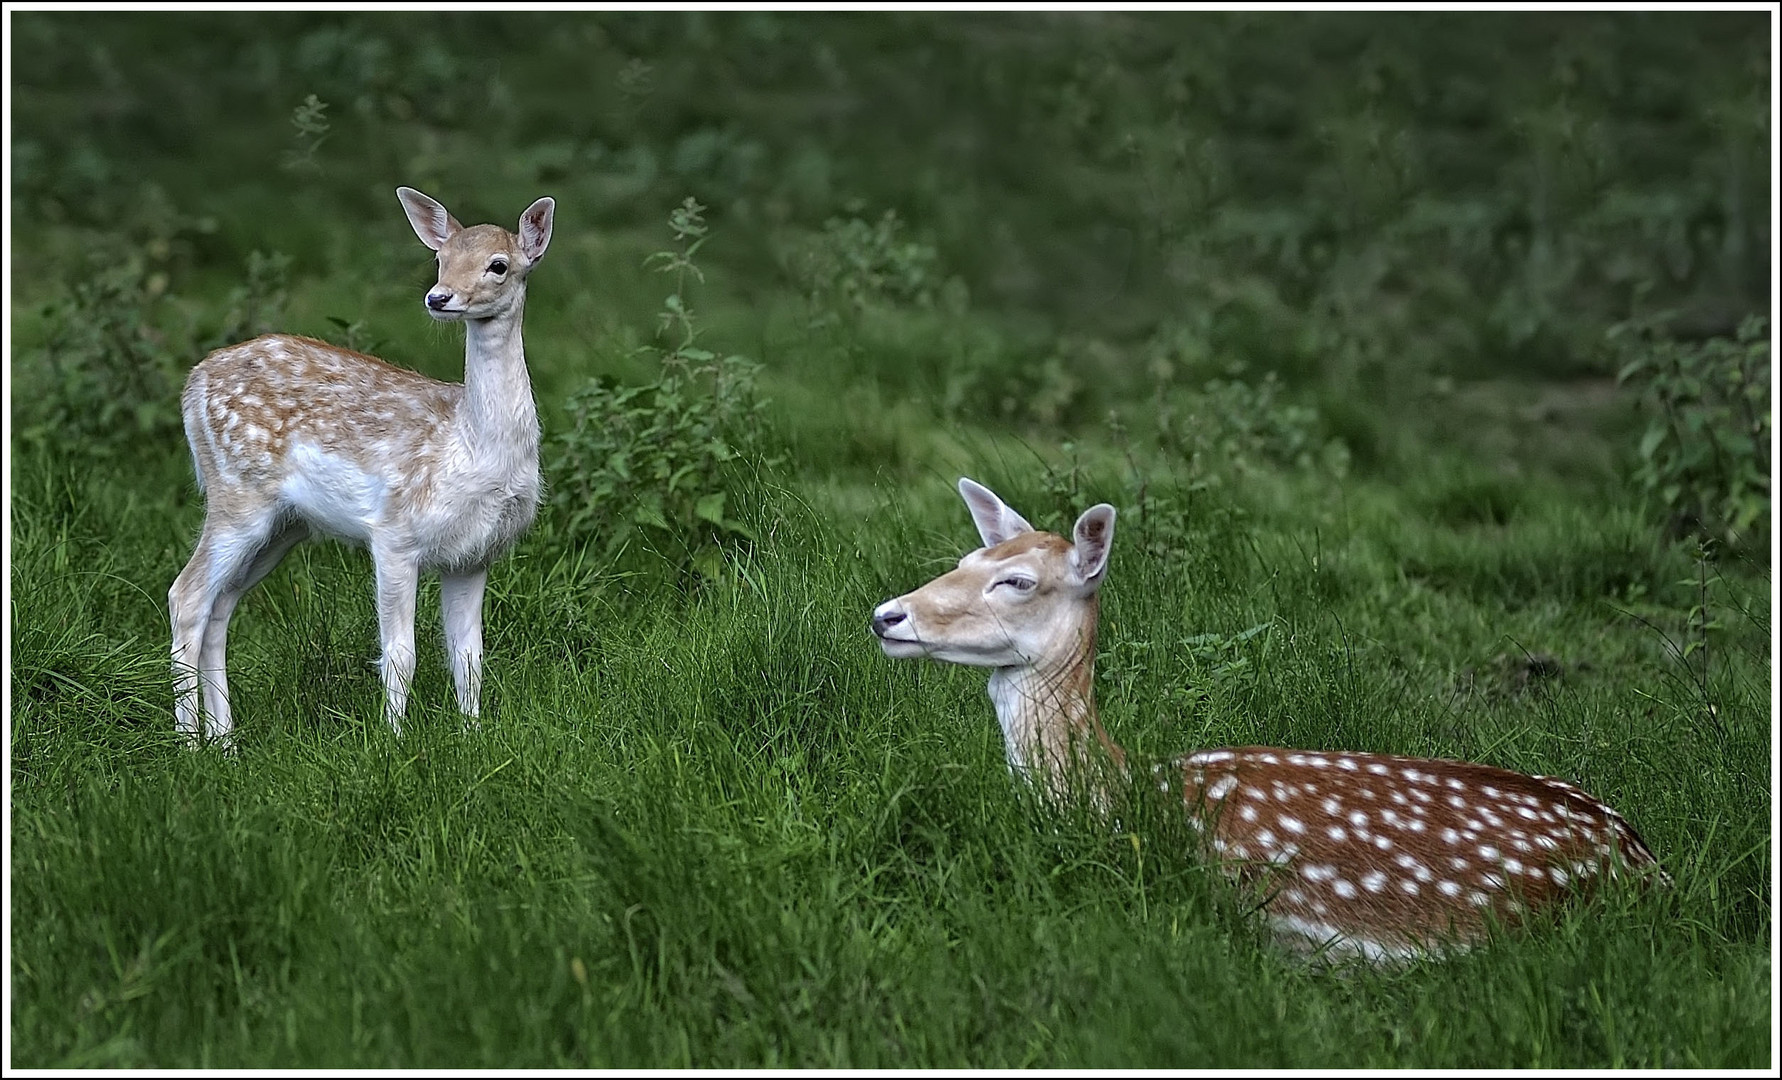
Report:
986,596,1127,800
460,300,540,463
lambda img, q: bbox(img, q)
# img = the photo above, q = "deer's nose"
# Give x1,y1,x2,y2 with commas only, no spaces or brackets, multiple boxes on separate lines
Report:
871,608,908,637
426,290,452,310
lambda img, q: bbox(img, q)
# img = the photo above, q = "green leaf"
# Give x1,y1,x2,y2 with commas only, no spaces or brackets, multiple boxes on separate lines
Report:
694,492,728,525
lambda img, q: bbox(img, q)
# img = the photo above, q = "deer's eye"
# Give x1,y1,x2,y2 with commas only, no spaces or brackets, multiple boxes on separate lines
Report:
489,259,509,276
995,576,1037,594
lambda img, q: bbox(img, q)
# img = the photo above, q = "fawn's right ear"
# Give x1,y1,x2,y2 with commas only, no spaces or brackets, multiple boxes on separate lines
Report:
1068,503,1116,592
517,197,555,264
397,186,462,251
958,478,1034,549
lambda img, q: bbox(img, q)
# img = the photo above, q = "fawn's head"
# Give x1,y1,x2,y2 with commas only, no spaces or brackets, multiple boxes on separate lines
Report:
872,478,1116,669
398,187,555,322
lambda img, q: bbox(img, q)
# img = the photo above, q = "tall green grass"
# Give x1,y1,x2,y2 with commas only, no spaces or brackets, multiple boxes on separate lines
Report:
10,429,1770,1066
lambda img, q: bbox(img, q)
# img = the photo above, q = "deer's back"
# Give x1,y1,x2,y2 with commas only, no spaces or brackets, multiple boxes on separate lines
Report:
1171,746,1662,960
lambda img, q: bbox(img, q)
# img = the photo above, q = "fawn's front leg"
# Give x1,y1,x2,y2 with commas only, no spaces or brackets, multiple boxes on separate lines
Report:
373,543,421,734
440,567,487,721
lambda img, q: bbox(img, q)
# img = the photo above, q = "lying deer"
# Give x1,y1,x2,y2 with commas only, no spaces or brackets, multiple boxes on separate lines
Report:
871,478,1666,962
170,187,554,745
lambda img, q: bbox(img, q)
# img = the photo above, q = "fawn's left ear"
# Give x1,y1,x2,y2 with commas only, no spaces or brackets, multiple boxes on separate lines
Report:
1069,504,1116,591
518,197,555,264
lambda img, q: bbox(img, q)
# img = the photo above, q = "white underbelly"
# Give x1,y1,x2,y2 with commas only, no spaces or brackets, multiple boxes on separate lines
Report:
277,443,538,566
280,443,382,543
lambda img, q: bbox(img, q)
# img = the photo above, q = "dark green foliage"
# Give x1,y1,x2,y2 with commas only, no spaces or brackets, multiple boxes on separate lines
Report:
790,205,955,319
543,199,776,581
1613,315,1770,552
21,246,189,453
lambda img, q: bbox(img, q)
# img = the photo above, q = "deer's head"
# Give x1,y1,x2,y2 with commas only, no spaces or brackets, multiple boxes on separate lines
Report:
398,187,554,322
872,479,1116,670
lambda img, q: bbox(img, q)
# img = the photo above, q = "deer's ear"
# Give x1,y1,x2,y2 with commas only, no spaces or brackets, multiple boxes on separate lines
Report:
958,478,1034,548
1068,504,1116,591
518,196,555,263
398,187,462,251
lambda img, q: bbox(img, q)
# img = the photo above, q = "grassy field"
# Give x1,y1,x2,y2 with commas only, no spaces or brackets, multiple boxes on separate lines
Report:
8,11,1774,1068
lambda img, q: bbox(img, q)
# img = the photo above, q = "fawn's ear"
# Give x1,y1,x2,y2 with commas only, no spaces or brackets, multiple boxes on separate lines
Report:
958,478,1034,549
518,197,555,264
397,187,462,251
1068,504,1116,591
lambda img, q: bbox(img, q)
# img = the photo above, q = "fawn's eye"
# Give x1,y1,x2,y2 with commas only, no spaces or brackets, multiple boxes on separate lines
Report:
489,259,508,276
996,576,1037,594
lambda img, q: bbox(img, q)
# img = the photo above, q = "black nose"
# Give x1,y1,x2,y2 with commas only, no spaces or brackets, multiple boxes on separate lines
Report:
426,292,450,310
871,610,907,637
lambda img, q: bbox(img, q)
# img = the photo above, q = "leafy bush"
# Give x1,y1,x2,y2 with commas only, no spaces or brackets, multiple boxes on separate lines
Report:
21,246,187,455
1156,368,1351,480
544,198,776,582
941,335,1100,431
789,204,959,320
17,211,290,460
1612,314,1770,552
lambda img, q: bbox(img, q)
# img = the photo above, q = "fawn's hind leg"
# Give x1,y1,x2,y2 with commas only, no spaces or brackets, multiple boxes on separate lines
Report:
170,513,289,746
197,521,310,744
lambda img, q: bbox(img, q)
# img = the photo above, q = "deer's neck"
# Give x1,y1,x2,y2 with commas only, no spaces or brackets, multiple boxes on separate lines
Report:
986,597,1127,800
459,301,539,466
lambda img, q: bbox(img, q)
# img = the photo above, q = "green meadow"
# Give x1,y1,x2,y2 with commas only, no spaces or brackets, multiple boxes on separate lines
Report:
9,11,1772,1067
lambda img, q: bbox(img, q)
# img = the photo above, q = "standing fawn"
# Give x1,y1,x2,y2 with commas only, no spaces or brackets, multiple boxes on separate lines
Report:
170,187,554,745
871,478,1667,962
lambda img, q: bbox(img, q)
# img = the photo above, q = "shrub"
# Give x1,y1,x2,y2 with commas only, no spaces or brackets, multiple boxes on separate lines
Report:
17,223,290,461
543,197,776,582
21,245,187,455
789,203,959,320
1611,314,1770,552
1157,367,1351,480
